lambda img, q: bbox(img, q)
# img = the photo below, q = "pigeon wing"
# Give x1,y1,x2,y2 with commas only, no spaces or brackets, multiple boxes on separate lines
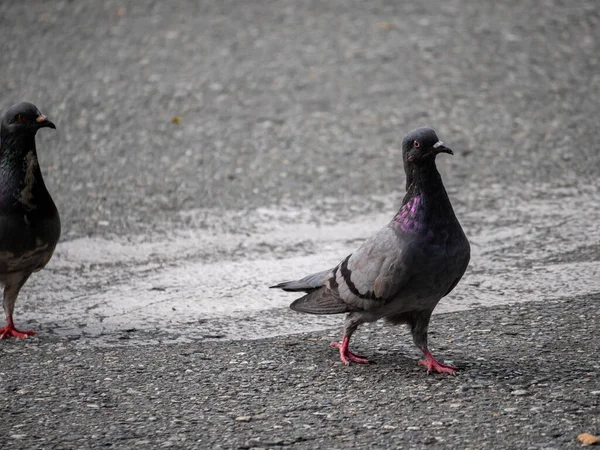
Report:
334,224,412,309
288,225,412,314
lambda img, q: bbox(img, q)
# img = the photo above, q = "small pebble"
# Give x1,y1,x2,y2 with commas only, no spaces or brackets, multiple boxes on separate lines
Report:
235,416,252,422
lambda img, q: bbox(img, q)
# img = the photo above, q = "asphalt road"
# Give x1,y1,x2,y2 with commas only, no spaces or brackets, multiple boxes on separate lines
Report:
2,0,599,239
0,0,599,448
2,296,599,449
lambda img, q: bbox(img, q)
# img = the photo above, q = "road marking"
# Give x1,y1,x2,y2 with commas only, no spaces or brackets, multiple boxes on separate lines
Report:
17,183,600,345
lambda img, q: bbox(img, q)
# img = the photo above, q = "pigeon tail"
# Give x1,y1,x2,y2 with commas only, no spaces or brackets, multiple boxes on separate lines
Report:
270,268,330,292
290,288,352,315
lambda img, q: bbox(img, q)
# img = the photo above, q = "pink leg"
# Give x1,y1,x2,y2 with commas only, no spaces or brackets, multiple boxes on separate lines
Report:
330,336,372,365
0,317,37,339
418,349,457,375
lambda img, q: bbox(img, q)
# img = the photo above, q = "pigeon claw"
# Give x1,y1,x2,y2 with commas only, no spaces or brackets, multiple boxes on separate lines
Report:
0,323,36,339
418,350,457,375
330,336,372,365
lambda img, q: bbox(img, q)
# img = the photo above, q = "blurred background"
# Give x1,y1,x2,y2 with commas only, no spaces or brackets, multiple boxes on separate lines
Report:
2,0,598,239
0,0,599,340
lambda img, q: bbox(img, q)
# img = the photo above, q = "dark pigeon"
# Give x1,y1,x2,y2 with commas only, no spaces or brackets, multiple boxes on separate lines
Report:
0,102,60,338
271,127,470,374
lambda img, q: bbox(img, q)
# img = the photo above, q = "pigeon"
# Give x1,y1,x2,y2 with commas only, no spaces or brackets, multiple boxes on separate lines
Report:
271,127,470,374
0,102,60,339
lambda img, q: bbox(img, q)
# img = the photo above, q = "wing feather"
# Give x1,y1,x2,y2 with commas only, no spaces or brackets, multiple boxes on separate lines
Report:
332,225,412,310
273,224,413,314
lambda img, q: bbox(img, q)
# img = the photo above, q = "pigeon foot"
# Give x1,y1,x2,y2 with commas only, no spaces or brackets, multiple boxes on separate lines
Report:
330,336,372,365
418,350,457,375
0,318,36,339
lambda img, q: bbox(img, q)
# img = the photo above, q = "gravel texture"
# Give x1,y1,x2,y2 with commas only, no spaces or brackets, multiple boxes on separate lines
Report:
0,0,599,239
2,295,599,449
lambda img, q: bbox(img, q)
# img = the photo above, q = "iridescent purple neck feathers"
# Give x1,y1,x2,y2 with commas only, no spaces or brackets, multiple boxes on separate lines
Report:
394,195,428,234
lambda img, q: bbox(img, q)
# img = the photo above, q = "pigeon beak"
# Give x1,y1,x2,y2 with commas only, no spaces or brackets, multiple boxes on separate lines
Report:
36,115,56,129
433,141,453,155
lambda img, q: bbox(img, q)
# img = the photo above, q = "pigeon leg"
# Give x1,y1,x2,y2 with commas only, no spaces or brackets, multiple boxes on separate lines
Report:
330,336,371,365
1,272,35,339
0,316,36,339
330,313,372,365
409,310,457,375
418,349,457,375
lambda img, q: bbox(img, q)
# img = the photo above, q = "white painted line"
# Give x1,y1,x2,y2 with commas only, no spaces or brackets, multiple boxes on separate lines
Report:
15,184,600,345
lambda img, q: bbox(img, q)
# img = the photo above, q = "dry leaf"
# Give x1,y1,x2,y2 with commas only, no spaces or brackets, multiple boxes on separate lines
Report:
578,433,599,445
171,116,182,124
378,22,393,31
116,7,126,16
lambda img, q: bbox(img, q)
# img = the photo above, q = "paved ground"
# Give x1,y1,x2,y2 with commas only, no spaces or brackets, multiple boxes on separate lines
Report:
1,0,599,239
0,0,599,448
2,296,599,449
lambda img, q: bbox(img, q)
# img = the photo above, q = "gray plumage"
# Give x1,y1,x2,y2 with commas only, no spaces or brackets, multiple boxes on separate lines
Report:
0,102,60,339
271,127,470,373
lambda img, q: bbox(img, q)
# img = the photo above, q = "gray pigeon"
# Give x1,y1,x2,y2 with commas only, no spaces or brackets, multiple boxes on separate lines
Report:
271,127,470,374
0,102,60,339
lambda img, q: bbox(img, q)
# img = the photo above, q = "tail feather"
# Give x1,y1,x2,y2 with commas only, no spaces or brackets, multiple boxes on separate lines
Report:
270,269,331,292
290,288,353,315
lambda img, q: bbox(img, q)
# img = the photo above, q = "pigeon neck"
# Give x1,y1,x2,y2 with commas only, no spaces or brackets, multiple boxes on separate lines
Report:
0,133,47,205
402,161,447,202
0,132,39,162
393,161,455,233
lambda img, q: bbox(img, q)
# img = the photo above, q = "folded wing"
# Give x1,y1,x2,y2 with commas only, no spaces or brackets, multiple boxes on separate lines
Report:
272,225,412,314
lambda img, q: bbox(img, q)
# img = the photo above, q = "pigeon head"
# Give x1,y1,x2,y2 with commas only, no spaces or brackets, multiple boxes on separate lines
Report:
1,102,56,138
402,127,452,165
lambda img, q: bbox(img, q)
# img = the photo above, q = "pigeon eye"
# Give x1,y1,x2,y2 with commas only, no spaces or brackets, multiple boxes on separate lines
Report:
17,114,25,123
413,140,420,148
